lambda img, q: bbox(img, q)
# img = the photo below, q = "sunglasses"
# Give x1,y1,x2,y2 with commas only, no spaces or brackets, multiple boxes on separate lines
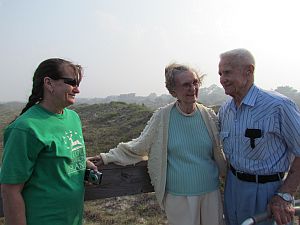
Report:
60,77,79,87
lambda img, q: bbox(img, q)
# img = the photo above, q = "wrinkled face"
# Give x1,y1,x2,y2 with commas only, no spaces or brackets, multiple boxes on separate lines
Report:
218,57,248,99
173,70,199,105
52,65,80,108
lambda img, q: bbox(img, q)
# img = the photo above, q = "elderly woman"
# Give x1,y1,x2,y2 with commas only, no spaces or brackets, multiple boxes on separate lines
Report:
91,63,225,225
0,58,96,225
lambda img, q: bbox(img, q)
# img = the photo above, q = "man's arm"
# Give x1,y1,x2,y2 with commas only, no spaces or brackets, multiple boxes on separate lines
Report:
269,157,300,225
279,156,300,194
1,183,26,225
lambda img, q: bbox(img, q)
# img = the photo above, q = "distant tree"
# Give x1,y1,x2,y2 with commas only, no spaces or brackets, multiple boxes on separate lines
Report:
275,86,300,108
199,84,229,106
275,86,298,98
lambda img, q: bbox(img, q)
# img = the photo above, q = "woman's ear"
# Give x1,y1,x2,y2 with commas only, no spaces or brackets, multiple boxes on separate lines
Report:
170,90,177,98
44,77,54,93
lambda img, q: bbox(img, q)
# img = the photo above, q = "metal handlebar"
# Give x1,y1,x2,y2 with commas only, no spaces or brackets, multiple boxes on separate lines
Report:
241,206,300,225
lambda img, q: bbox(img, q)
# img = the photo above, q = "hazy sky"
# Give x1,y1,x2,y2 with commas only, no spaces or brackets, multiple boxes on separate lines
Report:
1,0,299,102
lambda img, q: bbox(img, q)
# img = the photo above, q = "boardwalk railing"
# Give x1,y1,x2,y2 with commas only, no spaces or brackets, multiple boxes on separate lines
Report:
0,161,154,217
241,203,300,225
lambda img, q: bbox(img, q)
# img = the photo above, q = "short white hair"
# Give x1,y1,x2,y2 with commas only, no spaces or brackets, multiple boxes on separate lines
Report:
220,48,255,68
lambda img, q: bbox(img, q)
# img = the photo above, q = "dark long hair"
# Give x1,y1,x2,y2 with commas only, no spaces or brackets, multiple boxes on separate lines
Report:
19,58,82,116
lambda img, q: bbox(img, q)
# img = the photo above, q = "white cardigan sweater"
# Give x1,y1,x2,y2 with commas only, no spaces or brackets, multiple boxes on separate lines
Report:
100,102,225,209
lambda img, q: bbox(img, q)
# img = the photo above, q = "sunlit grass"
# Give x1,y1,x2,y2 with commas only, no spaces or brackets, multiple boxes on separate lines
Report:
83,193,167,225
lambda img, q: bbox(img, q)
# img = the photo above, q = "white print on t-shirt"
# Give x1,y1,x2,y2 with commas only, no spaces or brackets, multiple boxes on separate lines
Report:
62,130,85,174
63,130,83,151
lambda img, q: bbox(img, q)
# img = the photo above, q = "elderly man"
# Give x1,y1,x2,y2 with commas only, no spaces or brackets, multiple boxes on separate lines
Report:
218,48,300,225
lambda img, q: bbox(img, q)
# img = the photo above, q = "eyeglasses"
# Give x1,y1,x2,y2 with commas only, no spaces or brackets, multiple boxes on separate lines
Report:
60,77,79,87
179,80,200,89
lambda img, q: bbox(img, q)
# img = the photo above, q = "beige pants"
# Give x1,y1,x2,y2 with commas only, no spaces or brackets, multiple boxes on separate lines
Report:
164,189,224,225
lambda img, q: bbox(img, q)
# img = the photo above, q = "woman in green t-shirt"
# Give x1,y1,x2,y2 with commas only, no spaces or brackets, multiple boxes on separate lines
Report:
0,58,96,225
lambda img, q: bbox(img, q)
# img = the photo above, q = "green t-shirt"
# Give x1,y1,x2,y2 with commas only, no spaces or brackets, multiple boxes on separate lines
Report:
0,104,86,225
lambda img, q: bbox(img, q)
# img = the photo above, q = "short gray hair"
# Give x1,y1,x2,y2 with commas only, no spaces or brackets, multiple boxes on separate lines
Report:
165,63,204,94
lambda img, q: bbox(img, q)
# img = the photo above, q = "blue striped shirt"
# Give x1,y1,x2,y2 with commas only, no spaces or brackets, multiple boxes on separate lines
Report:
218,85,300,174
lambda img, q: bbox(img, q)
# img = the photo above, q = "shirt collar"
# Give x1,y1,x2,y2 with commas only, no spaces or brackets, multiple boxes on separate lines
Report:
241,84,259,107
228,84,260,109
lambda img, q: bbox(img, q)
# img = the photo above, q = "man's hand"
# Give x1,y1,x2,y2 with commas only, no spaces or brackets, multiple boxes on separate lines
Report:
269,195,295,225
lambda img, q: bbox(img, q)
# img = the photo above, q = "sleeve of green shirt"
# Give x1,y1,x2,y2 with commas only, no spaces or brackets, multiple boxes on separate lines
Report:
0,128,44,184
